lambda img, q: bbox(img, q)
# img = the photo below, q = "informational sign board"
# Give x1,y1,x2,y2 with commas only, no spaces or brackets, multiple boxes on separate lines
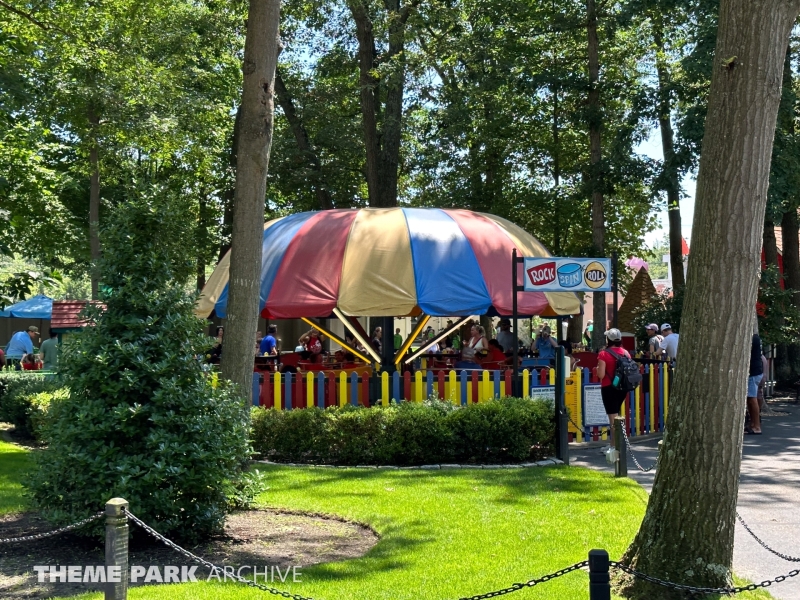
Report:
529,386,555,402
523,257,612,293
583,385,609,427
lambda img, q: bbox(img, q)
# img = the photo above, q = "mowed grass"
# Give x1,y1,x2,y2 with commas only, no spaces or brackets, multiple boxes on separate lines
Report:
66,465,648,600
0,437,32,515
0,455,758,600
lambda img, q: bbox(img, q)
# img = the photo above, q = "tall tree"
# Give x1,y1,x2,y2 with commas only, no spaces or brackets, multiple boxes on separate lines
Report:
619,1,800,596
349,0,419,207
221,0,282,402
587,0,606,348
652,13,685,289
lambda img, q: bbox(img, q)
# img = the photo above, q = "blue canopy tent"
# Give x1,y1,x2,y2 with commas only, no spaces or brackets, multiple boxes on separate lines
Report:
0,295,53,349
0,294,53,318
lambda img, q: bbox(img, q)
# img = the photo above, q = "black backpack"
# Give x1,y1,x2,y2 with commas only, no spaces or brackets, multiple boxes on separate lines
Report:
611,348,642,392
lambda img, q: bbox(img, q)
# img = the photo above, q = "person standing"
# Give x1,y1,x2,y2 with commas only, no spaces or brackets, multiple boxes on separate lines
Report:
532,325,558,360
645,323,664,359
39,331,59,371
259,324,278,355
394,328,402,351
659,323,679,362
371,327,382,353
5,326,39,368
746,332,764,434
583,320,593,346
495,319,515,353
595,328,630,449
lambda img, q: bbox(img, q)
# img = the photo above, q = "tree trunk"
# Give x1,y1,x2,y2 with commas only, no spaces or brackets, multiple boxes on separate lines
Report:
349,0,415,208
763,221,779,271
376,0,407,208
587,0,605,349
274,69,333,210
653,19,685,289
219,106,242,261
618,2,800,596
220,0,281,403
552,86,562,255
781,208,800,306
350,1,382,206
88,108,101,301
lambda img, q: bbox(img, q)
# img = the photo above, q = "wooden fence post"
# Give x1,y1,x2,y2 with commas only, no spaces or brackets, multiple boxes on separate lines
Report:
105,498,129,600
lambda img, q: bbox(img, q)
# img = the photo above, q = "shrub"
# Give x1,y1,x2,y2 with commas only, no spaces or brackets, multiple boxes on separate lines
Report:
251,396,554,466
0,373,63,440
28,195,252,544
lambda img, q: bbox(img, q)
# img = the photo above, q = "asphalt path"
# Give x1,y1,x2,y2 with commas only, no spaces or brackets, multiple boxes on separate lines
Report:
569,399,800,600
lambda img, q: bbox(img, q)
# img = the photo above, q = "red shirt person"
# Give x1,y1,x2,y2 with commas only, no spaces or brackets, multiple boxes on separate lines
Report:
595,328,631,448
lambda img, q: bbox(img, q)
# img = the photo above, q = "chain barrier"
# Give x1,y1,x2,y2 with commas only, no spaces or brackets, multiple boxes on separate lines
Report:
456,561,588,600
124,509,316,600
0,512,104,544
620,426,657,473
737,512,800,562
612,561,800,596
566,412,610,437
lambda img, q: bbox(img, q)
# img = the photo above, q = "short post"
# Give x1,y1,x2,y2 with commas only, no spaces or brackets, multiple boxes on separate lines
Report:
614,417,627,478
588,549,611,600
105,498,129,600
554,345,569,465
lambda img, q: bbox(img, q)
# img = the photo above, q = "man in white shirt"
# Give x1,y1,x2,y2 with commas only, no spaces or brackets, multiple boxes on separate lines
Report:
659,323,679,361
495,319,515,352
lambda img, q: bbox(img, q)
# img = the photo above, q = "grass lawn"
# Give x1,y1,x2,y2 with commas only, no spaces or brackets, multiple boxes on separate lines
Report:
0,438,32,515
52,465,773,600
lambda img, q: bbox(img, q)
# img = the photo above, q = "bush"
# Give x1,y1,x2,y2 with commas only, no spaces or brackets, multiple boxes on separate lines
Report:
28,195,252,544
251,397,554,466
0,373,63,440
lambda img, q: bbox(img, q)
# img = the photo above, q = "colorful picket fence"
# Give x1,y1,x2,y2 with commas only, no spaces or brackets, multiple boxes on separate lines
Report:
567,363,672,443
251,362,673,442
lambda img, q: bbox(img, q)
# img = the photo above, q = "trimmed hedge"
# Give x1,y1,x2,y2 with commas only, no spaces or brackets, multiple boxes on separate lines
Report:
251,397,554,466
0,373,64,440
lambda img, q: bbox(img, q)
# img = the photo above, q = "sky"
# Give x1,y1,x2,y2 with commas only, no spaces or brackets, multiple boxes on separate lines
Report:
636,132,696,248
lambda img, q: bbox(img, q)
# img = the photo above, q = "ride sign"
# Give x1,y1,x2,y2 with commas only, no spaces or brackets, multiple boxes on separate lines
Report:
523,258,612,293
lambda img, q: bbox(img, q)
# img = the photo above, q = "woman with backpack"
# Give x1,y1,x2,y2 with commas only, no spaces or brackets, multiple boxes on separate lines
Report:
595,328,635,449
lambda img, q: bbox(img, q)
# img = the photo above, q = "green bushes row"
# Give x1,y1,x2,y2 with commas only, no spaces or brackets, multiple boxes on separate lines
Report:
251,397,555,465
0,372,64,440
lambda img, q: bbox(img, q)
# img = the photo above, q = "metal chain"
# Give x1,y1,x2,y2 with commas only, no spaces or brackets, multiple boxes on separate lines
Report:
737,512,800,562
0,512,104,544
612,561,800,595
124,509,316,600
456,561,588,600
620,426,658,473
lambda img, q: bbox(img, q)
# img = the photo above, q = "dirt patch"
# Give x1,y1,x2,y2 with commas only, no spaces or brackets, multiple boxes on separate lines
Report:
0,509,378,599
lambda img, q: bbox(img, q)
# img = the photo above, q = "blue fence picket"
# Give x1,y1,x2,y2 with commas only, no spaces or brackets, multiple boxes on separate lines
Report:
285,372,293,410
317,373,325,408
350,373,359,406
460,370,468,406
493,370,501,398
426,370,433,398
392,371,400,404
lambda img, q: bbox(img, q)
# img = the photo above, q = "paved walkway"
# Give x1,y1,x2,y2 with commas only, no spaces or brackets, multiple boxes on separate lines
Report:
570,399,800,600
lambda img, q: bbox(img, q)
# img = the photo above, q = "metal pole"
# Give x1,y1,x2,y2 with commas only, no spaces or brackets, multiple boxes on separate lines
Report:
588,549,611,600
512,249,519,397
554,345,569,465
105,498,129,600
612,251,619,329
614,417,627,478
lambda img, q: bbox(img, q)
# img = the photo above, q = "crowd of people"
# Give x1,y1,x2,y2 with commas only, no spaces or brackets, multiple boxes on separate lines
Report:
0,326,59,371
